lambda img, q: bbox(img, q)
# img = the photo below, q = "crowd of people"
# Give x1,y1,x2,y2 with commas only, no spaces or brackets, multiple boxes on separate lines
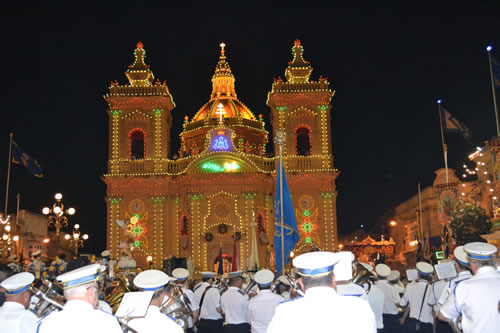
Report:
0,241,499,333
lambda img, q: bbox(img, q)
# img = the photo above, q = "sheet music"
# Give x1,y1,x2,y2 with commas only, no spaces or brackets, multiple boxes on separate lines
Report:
434,262,457,280
406,269,418,281
115,291,153,318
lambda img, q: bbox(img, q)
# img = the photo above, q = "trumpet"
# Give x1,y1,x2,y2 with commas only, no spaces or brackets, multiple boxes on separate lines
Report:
284,273,305,297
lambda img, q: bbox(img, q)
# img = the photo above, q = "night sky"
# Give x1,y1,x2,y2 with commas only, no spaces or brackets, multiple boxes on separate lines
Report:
1,1,499,254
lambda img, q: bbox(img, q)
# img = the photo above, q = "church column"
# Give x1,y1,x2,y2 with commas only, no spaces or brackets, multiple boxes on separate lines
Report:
153,109,163,173
188,192,203,271
321,190,337,251
108,196,122,258
152,195,165,269
110,110,121,173
242,191,257,270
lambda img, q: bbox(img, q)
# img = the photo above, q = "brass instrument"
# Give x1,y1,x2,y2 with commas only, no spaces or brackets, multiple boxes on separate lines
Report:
352,262,377,294
215,276,229,295
284,273,305,297
160,285,191,331
243,278,258,295
29,283,65,318
104,272,132,314
451,316,463,333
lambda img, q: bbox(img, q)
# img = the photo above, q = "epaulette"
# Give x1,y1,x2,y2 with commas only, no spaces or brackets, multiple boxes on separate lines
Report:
340,293,363,297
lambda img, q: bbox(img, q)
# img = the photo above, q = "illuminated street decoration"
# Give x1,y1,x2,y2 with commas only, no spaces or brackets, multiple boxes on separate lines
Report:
202,161,240,172
213,135,229,151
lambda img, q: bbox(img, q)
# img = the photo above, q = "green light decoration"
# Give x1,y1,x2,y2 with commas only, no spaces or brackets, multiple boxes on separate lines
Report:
305,237,311,243
435,250,444,260
303,223,312,232
134,240,141,247
133,226,142,235
304,210,310,217
201,161,240,173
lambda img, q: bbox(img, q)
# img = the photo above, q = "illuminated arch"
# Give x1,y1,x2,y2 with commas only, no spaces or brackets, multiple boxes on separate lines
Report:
295,124,312,156
129,128,146,160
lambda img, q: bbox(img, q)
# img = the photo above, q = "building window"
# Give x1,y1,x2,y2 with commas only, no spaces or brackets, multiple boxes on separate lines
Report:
295,126,311,156
129,129,146,160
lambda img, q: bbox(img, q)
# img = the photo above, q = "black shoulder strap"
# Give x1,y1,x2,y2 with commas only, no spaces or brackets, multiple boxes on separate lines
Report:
199,286,212,311
417,283,429,322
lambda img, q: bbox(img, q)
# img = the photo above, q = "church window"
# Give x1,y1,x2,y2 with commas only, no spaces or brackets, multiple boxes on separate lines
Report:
129,129,146,160
295,125,312,156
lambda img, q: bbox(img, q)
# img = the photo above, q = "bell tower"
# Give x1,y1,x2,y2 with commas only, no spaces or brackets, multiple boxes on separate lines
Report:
105,42,175,175
267,40,339,252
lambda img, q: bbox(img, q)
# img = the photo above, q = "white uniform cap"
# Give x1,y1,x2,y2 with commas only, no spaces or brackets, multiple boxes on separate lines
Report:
172,268,189,281
375,264,391,278
228,270,243,278
57,263,105,289
33,250,41,257
293,251,339,277
387,270,400,282
134,269,170,291
254,269,274,287
359,262,373,272
169,276,177,283
453,246,469,266
464,242,498,261
277,275,290,286
416,262,434,276
0,272,34,295
201,271,216,278
101,250,110,257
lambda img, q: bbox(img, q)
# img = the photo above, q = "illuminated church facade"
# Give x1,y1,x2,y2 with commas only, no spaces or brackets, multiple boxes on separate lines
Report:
103,41,339,271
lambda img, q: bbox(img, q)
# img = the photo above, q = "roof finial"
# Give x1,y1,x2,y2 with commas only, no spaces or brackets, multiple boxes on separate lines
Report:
220,42,226,56
137,41,144,49
294,39,301,47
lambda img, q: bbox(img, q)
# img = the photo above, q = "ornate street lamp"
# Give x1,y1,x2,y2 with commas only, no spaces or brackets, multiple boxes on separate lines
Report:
64,224,88,255
43,193,75,254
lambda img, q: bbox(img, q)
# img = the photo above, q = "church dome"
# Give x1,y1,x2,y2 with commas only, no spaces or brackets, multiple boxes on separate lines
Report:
190,43,257,122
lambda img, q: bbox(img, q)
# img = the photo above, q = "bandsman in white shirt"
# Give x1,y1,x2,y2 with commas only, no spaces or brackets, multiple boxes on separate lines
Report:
387,270,405,296
195,271,223,333
0,272,38,333
172,268,200,333
246,269,283,333
374,263,401,333
37,263,123,333
27,250,45,280
128,269,183,333
268,251,376,333
357,263,385,332
336,252,368,300
438,242,500,333
399,262,434,333
275,275,291,300
221,270,250,333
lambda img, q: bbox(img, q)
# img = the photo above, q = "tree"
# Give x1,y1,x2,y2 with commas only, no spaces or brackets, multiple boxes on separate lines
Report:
449,200,492,245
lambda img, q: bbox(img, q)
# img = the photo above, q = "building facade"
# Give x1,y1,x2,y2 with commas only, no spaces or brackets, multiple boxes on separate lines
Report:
103,41,339,271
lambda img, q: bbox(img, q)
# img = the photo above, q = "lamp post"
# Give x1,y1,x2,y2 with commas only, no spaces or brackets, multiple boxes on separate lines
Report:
43,193,75,255
146,255,153,269
64,224,88,255
0,214,17,258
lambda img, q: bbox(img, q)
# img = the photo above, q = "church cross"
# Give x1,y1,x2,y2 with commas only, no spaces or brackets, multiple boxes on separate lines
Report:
215,103,226,123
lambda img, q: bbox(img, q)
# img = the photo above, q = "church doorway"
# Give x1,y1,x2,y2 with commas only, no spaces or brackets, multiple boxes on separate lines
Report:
214,253,233,274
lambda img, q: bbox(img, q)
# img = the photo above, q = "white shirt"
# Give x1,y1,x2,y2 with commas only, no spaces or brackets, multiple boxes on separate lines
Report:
179,285,199,328
247,290,283,333
400,280,433,324
0,301,38,333
193,282,210,303
268,286,376,333
37,299,122,333
198,286,222,320
367,284,385,329
440,266,500,333
437,271,472,306
98,300,113,314
279,291,290,300
374,279,401,315
221,286,249,324
428,279,447,312
128,305,183,333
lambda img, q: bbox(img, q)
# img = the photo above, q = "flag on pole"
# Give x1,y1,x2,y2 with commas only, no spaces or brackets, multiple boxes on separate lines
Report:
12,142,43,177
491,53,500,88
217,247,223,275
274,157,299,276
440,108,472,143
231,235,238,272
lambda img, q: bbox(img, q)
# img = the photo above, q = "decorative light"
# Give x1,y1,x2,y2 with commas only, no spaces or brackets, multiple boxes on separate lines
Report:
53,206,61,214
83,234,89,240
437,99,442,104
13,235,19,241
67,208,76,215
2,234,8,240
487,45,493,51
65,234,70,240
74,224,80,230
55,193,63,200
42,207,50,215
389,220,397,227
5,225,10,232
43,238,50,243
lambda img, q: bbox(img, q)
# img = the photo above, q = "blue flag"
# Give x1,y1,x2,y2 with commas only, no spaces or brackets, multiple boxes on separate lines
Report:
217,247,223,275
491,54,500,88
12,141,43,177
274,157,299,275
440,107,472,143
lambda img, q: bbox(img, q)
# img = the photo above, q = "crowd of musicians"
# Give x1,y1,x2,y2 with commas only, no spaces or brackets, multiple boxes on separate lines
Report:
0,241,499,333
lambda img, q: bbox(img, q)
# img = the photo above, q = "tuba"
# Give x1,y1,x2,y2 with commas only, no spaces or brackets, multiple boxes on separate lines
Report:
29,280,65,318
160,285,192,331
352,262,377,294
104,272,132,314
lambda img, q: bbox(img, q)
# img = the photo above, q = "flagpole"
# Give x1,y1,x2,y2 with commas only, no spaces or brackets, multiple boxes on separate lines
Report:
273,129,286,275
417,183,424,256
437,100,449,183
487,46,500,136
4,133,13,216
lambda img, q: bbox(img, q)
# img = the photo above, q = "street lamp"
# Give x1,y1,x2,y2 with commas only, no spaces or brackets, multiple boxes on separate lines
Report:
43,193,75,254
389,220,397,227
65,224,88,255
146,255,153,269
